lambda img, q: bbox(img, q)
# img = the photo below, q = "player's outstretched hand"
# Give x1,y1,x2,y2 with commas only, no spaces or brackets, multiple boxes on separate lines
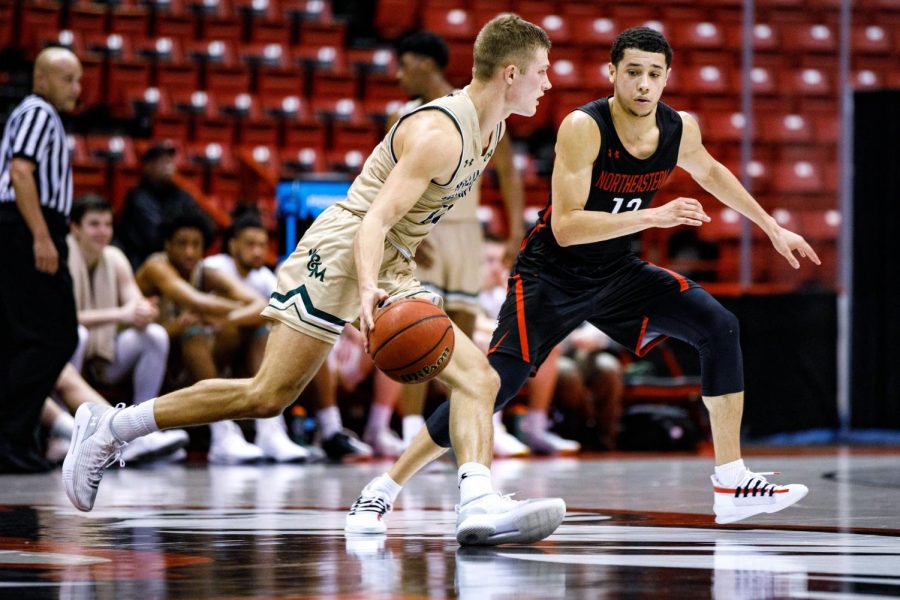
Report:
652,197,711,229
359,286,389,353
768,226,821,269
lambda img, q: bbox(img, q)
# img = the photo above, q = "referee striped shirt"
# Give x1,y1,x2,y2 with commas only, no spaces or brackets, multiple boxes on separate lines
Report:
0,94,73,217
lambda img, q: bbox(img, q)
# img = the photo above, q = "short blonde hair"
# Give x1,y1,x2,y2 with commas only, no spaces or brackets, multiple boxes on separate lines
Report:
472,14,551,82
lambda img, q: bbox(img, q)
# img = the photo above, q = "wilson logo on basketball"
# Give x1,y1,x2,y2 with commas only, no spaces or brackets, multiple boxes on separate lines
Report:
399,346,451,383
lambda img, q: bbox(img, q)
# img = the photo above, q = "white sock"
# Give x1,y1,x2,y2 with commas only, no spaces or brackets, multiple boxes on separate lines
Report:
367,473,402,503
525,410,548,434
317,406,342,439
402,414,424,443
458,462,494,505
366,403,393,436
715,458,747,488
110,399,160,443
51,411,75,439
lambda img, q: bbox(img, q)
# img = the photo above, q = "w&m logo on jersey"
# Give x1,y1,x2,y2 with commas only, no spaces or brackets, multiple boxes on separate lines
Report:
307,249,326,281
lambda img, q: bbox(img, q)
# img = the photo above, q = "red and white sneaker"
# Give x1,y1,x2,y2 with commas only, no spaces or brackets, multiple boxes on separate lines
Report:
712,470,808,525
345,479,393,534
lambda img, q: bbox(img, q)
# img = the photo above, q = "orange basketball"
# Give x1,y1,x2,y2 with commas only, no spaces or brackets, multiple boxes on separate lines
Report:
368,298,455,383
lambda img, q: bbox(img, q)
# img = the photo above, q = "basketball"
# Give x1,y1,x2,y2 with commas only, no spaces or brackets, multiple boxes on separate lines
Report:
368,298,455,384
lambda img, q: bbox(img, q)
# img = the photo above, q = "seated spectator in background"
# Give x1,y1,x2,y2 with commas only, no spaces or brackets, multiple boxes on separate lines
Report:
67,194,188,462
118,141,212,271
475,235,582,456
553,324,624,451
203,213,312,463
135,214,269,464
42,364,176,464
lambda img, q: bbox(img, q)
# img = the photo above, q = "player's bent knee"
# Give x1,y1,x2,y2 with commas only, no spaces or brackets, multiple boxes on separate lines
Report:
143,323,170,355
473,363,501,402
246,379,300,419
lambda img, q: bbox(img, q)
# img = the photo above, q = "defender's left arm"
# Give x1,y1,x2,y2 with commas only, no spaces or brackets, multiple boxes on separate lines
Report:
676,112,820,269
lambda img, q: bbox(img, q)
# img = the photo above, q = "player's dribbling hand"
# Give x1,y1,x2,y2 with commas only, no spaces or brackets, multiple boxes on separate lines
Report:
768,226,821,269
359,286,389,353
652,197,711,228
33,235,58,274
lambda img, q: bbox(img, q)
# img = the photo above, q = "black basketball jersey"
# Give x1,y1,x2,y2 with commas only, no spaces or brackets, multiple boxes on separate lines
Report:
529,97,683,268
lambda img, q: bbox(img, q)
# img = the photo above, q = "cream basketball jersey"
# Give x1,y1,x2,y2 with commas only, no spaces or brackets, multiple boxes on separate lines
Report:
392,96,481,224
336,88,501,259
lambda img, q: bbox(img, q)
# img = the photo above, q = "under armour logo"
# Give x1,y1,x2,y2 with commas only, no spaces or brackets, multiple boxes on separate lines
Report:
464,158,474,167
607,149,620,159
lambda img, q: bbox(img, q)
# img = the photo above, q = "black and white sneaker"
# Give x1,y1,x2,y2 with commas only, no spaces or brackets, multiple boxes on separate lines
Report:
322,429,372,462
345,479,393,534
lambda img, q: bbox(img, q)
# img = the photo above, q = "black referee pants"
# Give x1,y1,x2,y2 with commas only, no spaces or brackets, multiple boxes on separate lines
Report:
0,207,78,471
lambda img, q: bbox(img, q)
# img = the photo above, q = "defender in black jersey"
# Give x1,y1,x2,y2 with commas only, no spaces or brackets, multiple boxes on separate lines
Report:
365,26,820,528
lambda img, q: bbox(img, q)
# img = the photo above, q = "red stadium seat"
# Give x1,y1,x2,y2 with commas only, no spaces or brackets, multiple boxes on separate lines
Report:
374,0,418,39
472,0,514,30
363,73,405,103
548,59,583,90
680,65,729,95
756,113,814,144
347,48,397,78
852,24,894,55
111,5,152,39
203,17,242,42
326,148,370,175
673,22,725,51
442,40,473,88
107,60,154,109
779,67,834,97
69,6,107,37
298,21,347,47
746,65,777,95
171,89,218,117
698,111,746,144
156,63,200,92
781,23,837,54
423,5,474,41
723,22,780,53
291,44,347,74
185,39,238,68
279,146,327,175
852,69,885,90
310,71,358,101
256,66,304,97
331,121,381,153
206,65,253,96
154,13,194,43
518,11,571,46
771,160,825,194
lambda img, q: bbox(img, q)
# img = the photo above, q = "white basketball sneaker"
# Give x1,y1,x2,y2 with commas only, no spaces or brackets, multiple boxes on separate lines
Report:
455,493,566,546
254,417,310,463
208,421,265,465
363,427,406,458
712,469,809,525
121,429,189,463
62,403,127,512
345,479,393,534
493,421,530,458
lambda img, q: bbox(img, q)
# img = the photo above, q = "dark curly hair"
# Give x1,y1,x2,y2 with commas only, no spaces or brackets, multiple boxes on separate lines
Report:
610,27,673,68
396,31,450,70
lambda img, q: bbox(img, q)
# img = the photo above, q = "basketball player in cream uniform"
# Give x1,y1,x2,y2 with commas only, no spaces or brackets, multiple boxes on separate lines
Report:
65,14,566,547
360,31,529,459
264,89,498,341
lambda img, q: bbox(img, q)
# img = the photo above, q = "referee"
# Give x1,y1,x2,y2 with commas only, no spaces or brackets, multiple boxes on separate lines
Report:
0,48,82,472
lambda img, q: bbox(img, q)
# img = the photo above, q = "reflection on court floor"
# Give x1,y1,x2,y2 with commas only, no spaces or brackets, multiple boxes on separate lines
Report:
1,450,898,598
